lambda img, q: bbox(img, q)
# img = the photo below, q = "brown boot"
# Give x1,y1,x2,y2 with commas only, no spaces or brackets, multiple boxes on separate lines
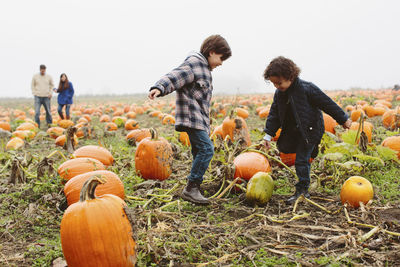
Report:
181,180,210,205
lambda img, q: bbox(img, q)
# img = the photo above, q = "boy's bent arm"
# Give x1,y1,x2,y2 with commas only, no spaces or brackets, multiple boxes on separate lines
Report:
264,93,281,137
309,84,348,124
151,64,195,96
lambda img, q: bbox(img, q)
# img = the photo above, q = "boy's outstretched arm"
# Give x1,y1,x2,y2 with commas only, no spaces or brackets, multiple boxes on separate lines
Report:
308,84,351,128
149,64,195,99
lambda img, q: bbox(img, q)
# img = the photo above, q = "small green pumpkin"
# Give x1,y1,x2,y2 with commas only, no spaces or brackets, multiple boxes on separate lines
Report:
246,172,274,205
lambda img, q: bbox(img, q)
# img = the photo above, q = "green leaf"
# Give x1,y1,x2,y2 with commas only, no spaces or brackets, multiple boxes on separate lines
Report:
353,154,385,167
376,145,399,162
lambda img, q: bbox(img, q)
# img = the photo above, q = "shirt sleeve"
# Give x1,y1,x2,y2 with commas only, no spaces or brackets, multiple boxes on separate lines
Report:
151,63,195,96
263,134,272,141
49,76,54,95
31,76,36,94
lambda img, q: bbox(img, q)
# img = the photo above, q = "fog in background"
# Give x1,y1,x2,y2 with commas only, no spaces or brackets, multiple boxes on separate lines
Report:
0,0,399,98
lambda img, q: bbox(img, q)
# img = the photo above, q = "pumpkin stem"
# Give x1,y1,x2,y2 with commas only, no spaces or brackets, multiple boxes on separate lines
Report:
354,113,364,145
79,175,107,202
149,128,158,140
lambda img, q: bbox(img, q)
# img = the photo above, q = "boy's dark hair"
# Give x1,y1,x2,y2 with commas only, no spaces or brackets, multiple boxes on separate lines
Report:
263,56,301,81
200,35,232,61
40,64,46,69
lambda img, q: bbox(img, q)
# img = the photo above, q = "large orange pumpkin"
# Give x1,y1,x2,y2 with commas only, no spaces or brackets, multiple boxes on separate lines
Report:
73,145,114,166
105,122,118,131
57,158,105,182
60,176,136,267
233,152,271,180
235,107,249,119
63,170,124,206
12,130,35,140
340,176,373,208
135,129,173,180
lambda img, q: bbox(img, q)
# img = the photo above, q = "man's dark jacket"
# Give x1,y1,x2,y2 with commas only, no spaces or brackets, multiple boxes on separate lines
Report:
264,78,348,157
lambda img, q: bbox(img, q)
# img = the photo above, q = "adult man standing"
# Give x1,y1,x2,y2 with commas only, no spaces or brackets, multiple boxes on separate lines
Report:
31,64,54,128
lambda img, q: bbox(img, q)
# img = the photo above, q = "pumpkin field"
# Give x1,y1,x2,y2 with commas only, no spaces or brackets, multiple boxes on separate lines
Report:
1,89,400,266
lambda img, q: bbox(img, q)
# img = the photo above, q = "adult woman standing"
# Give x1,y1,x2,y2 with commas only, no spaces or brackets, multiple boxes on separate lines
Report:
54,73,74,120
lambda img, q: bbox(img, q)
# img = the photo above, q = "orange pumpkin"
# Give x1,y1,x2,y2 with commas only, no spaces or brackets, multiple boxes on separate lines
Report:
235,107,249,119
340,176,373,208
63,170,124,206
179,131,190,146
57,157,105,182
381,136,400,159
279,152,313,167
47,127,65,139
73,145,114,166
126,111,137,119
323,113,337,134
6,137,24,150
16,122,37,132
126,128,151,146
162,115,175,125
350,108,365,122
349,121,373,143
99,114,111,122
105,122,118,131
12,130,35,140
125,119,139,130
58,120,75,129
233,152,271,181
135,129,173,180
55,134,78,147
0,121,11,131
60,177,136,266
210,124,223,140
222,115,251,146
382,107,400,130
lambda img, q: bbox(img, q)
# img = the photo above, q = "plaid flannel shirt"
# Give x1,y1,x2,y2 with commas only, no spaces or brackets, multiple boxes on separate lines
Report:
151,52,213,133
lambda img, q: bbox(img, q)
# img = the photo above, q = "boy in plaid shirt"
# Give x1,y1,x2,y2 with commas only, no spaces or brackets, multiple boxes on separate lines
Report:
148,35,232,204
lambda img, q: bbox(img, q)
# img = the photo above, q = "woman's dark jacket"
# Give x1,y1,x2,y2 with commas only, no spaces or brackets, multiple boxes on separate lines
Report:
264,78,348,157
57,82,74,105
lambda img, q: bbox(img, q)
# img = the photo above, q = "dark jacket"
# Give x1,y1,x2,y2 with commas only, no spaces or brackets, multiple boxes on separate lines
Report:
264,78,348,156
57,82,74,105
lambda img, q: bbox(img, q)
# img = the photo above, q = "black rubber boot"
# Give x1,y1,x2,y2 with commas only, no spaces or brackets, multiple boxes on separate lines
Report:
181,180,210,205
286,186,310,205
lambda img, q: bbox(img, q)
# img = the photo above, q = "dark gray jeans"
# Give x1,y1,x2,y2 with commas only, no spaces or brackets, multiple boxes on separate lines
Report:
34,96,52,127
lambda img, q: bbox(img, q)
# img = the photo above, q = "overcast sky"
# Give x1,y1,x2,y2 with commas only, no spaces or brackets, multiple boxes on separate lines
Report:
0,0,399,98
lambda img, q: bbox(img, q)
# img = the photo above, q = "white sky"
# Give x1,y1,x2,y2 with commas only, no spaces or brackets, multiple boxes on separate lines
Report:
0,0,399,98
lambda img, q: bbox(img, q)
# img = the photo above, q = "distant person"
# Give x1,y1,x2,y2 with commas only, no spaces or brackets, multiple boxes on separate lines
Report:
262,56,352,204
148,35,232,205
53,73,74,120
393,84,400,91
31,64,54,128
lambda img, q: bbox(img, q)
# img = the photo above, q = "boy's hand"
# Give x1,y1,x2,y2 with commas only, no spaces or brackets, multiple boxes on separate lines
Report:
342,119,352,129
148,89,161,100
